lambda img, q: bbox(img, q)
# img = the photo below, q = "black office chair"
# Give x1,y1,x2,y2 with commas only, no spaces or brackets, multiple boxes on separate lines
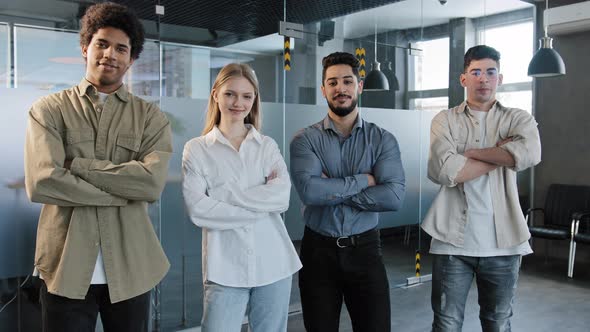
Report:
526,184,590,275
568,211,590,278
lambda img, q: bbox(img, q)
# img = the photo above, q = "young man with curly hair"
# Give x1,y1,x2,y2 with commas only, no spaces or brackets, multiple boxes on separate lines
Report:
24,2,172,331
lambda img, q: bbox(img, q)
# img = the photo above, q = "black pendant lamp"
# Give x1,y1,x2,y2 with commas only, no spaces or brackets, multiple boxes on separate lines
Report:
364,27,389,91
382,61,400,91
527,0,566,77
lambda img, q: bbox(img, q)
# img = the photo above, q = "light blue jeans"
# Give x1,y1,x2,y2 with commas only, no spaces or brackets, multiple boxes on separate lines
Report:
201,276,292,332
431,255,521,332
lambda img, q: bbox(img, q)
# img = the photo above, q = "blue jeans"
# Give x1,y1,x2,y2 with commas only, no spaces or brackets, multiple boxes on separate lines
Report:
431,255,521,332
201,276,292,332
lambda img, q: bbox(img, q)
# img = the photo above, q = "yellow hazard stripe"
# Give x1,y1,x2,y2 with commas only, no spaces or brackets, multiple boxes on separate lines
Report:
284,37,291,71
415,251,421,277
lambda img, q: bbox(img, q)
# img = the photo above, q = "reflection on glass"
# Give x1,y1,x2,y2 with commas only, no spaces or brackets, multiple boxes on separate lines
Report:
0,23,8,88
14,26,82,91
161,44,211,99
126,40,161,97
411,97,449,112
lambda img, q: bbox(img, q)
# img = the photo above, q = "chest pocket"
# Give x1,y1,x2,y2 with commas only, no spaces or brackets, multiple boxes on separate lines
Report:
452,124,469,154
65,129,95,159
114,133,141,164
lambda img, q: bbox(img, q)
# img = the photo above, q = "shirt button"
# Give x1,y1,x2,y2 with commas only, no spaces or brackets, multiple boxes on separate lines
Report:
476,139,480,142
475,121,479,125
95,242,99,246
96,107,102,112
462,210,467,215
247,249,253,255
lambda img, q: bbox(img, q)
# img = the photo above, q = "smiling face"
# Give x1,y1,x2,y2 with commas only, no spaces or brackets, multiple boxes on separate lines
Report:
460,58,503,109
213,76,256,125
82,27,134,93
321,64,364,118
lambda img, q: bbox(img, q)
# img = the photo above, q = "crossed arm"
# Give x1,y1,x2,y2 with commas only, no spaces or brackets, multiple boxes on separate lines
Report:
455,138,515,183
290,131,405,212
428,110,540,186
182,139,290,231
25,101,172,206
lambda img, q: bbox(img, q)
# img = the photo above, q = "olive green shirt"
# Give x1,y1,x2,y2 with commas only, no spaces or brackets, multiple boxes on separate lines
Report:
24,79,172,303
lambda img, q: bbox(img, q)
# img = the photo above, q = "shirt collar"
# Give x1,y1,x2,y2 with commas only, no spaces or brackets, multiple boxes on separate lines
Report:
322,113,363,135
205,124,262,147
77,78,129,103
459,100,503,115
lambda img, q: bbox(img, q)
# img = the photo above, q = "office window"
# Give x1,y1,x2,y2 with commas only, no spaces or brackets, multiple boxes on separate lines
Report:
480,21,534,113
481,22,533,84
409,37,449,111
496,90,532,113
412,37,449,90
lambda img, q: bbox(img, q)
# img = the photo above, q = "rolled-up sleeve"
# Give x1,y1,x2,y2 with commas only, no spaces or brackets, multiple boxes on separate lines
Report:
498,110,541,172
428,111,468,187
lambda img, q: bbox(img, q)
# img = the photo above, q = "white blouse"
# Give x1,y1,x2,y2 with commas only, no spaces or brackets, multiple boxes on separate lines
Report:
182,126,302,287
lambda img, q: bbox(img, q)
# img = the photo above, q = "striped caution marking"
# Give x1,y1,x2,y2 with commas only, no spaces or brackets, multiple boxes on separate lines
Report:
355,47,366,78
284,37,291,71
415,250,421,277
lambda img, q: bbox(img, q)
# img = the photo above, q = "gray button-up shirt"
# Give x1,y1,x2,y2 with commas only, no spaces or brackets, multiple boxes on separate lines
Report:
290,115,406,237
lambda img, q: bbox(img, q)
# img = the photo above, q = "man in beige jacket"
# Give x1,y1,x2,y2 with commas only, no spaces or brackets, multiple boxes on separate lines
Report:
24,3,171,331
423,45,541,332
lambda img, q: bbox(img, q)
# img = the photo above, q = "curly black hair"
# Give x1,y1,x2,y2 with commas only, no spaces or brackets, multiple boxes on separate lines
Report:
321,52,361,84
463,45,501,72
79,2,145,60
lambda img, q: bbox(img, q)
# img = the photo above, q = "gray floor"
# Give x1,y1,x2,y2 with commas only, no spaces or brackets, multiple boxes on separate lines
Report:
176,234,590,332
285,237,590,332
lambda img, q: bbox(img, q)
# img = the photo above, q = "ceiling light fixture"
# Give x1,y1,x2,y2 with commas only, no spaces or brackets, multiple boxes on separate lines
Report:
364,24,389,91
527,0,566,77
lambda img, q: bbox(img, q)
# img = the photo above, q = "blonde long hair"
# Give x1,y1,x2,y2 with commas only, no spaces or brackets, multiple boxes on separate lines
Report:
202,63,261,135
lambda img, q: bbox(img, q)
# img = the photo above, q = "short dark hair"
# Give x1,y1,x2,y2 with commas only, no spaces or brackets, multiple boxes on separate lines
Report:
79,2,145,60
321,52,361,84
463,45,501,72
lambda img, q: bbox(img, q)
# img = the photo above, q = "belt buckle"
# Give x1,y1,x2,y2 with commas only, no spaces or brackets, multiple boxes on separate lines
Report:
336,236,349,248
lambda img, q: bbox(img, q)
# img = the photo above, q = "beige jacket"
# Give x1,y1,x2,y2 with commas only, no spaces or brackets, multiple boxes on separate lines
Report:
422,101,541,249
24,79,172,302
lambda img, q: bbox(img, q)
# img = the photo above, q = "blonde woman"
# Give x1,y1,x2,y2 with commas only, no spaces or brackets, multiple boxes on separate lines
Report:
182,63,301,331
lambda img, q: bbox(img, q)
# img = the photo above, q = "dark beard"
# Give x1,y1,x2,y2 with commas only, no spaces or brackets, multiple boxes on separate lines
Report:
326,95,358,117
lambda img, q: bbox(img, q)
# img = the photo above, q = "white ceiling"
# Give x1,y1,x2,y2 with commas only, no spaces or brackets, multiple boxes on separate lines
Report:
223,0,533,54
342,0,533,39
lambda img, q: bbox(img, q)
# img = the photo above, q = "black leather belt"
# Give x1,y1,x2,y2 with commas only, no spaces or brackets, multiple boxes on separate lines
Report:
304,227,380,248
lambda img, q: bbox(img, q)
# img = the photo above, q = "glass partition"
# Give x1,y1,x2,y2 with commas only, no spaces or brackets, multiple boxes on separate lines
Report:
0,0,535,330
0,23,8,87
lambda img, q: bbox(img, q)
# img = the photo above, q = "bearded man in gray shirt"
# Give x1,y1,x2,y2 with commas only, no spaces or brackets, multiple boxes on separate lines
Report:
290,51,406,332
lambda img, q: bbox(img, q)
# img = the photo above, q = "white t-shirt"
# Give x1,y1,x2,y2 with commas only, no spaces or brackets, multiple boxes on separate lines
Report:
90,91,110,284
430,109,532,257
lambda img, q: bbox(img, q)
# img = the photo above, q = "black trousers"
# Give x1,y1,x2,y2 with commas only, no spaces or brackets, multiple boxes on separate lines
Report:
40,281,150,332
298,227,391,332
